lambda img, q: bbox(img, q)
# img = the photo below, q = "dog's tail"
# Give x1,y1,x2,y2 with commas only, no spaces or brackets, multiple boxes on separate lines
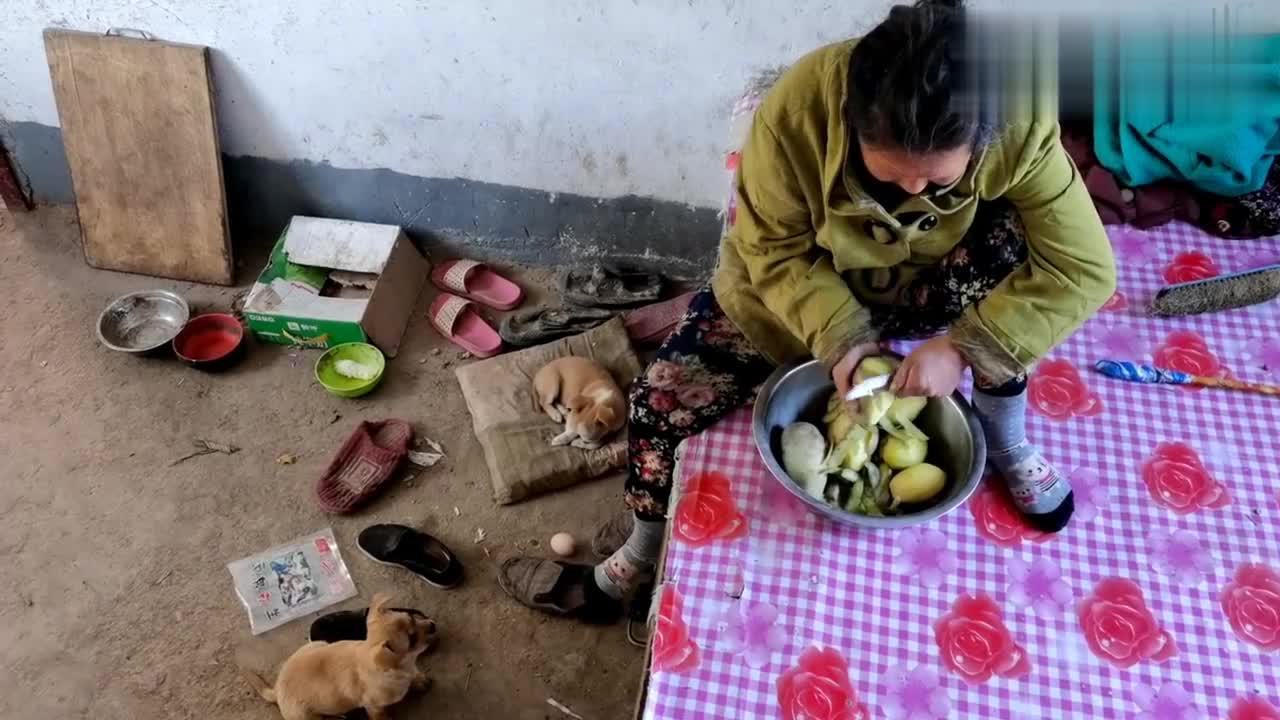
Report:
241,669,277,704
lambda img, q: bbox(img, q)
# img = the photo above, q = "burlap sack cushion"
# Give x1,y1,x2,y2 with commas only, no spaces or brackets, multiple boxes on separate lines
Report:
455,317,641,505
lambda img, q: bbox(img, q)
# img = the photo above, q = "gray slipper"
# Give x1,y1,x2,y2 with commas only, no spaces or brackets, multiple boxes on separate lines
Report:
498,306,615,347
497,557,621,624
563,267,665,308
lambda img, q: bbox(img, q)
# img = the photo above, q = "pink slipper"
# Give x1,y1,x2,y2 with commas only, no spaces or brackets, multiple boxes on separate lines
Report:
430,294,503,358
315,419,414,514
430,259,524,311
623,291,697,348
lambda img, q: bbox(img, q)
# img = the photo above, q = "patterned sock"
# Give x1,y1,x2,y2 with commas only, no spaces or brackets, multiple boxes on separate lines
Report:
973,385,1075,532
593,516,664,599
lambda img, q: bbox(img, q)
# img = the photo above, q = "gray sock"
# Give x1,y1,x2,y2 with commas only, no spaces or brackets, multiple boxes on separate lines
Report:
593,516,664,599
973,388,1072,515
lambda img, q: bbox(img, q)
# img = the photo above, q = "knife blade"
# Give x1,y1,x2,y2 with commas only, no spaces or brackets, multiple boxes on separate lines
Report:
844,373,892,401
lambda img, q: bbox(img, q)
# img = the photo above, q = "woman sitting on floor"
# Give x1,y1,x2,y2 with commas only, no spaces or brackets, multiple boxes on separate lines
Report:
499,0,1116,622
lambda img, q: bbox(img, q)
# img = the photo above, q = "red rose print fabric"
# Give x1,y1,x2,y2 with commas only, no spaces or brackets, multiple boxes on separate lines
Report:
1221,564,1280,652
934,594,1031,683
1230,696,1280,720
652,586,700,673
672,471,747,547
1141,442,1230,514
777,646,870,720
1163,250,1220,284
1152,331,1226,384
968,482,1047,548
1100,291,1129,312
643,207,1280,720
1078,578,1177,668
1029,359,1103,420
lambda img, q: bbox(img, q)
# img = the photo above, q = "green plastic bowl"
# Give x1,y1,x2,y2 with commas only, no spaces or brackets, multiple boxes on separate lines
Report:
314,342,386,398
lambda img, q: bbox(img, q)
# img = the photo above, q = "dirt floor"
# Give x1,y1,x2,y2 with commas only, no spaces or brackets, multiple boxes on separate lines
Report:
0,206,645,719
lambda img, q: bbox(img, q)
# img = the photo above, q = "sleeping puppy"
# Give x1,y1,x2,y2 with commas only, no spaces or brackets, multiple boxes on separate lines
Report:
245,594,436,720
533,356,626,450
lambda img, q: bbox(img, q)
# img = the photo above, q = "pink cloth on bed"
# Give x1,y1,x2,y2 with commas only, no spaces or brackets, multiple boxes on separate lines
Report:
643,222,1280,720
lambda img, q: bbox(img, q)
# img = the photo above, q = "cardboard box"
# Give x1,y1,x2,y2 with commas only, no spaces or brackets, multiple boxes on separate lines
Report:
243,216,428,357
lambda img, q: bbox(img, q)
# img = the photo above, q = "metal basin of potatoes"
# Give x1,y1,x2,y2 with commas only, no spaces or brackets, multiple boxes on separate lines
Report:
752,359,986,528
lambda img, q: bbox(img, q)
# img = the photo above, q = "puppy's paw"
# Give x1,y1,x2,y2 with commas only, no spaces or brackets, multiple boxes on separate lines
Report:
550,430,575,447
571,438,602,450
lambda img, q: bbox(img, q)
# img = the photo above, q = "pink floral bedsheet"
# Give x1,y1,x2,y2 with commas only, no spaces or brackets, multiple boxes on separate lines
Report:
643,222,1280,720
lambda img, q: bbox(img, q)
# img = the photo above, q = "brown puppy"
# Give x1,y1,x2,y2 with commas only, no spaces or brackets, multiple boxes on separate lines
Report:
245,594,436,720
533,356,626,450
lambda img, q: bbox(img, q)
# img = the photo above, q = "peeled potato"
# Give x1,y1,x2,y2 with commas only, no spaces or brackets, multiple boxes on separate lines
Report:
882,437,928,469
782,422,826,477
781,422,827,498
889,463,947,505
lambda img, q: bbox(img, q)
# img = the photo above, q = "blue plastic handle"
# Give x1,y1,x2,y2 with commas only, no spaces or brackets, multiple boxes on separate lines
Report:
1094,360,1193,385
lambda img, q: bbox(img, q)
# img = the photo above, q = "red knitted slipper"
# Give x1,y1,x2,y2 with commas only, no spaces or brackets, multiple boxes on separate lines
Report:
316,420,414,513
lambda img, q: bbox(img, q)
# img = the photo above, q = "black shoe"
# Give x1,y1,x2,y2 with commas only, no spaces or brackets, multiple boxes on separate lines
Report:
1025,491,1075,533
357,524,464,589
309,607,427,643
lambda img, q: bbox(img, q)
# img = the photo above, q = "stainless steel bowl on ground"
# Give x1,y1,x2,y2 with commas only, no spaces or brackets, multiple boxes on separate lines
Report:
752,359,986,528
96,289,191,354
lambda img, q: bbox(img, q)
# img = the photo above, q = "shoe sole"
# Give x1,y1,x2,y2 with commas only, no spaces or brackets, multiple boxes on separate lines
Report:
358,544,461,590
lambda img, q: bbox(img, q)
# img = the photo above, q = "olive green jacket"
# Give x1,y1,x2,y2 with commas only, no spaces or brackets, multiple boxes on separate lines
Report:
711,41,1116,384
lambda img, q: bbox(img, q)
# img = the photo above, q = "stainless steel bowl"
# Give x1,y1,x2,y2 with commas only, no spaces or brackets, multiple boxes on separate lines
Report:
96,290,191,354
752,359,986,528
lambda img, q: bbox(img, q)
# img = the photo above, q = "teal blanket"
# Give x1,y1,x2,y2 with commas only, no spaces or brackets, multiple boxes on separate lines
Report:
1094,28,1280,197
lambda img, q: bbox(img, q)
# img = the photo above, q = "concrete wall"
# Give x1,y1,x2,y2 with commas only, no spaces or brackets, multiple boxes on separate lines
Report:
1,0,907,273
2,0,1257,272
2,1,912,208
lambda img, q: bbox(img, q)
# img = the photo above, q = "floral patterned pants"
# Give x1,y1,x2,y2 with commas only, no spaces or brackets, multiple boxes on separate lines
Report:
625,201,1029,520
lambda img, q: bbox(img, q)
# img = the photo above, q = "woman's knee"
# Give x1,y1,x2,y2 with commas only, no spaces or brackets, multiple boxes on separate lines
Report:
627,378,650,423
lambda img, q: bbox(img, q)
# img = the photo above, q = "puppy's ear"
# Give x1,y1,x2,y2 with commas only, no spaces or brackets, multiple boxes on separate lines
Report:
596,406,616,425
375,642,401,668
370,593,392,615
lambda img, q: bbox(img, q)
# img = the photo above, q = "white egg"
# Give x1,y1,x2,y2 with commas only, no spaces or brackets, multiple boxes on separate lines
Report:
549,532,576,557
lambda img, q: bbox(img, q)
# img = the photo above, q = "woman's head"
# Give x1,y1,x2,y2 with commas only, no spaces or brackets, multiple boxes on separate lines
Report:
848,0,986,194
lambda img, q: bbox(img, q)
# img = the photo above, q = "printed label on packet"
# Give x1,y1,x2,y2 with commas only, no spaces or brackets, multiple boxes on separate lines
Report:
227,527,357,635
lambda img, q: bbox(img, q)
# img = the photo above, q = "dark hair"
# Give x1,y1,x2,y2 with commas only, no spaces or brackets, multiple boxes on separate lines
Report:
847,0,988,154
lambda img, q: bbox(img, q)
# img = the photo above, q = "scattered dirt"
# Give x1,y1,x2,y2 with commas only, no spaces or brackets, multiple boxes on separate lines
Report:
0,206,642,719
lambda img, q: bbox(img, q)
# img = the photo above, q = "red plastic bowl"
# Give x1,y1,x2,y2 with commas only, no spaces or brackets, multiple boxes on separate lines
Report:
173,313,245,371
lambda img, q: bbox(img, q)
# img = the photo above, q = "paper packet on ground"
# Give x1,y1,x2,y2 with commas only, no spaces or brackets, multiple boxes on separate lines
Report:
227,527,357,634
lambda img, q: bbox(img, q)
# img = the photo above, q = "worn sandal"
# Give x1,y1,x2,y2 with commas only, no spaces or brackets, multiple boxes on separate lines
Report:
358,524,464,589
498,306,615,347
309,606,431,643
431,259,524,311
622,290,697,348
315,420,414,514
497,557,622,623
563,266,665,308
430,294,502,358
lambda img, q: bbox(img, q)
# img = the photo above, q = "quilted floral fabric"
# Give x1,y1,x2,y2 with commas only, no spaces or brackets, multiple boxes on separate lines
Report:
643,222,1280,720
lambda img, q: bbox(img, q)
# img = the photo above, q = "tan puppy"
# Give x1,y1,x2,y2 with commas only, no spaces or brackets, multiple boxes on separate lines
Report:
245,594,436,720
533,356,626,450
